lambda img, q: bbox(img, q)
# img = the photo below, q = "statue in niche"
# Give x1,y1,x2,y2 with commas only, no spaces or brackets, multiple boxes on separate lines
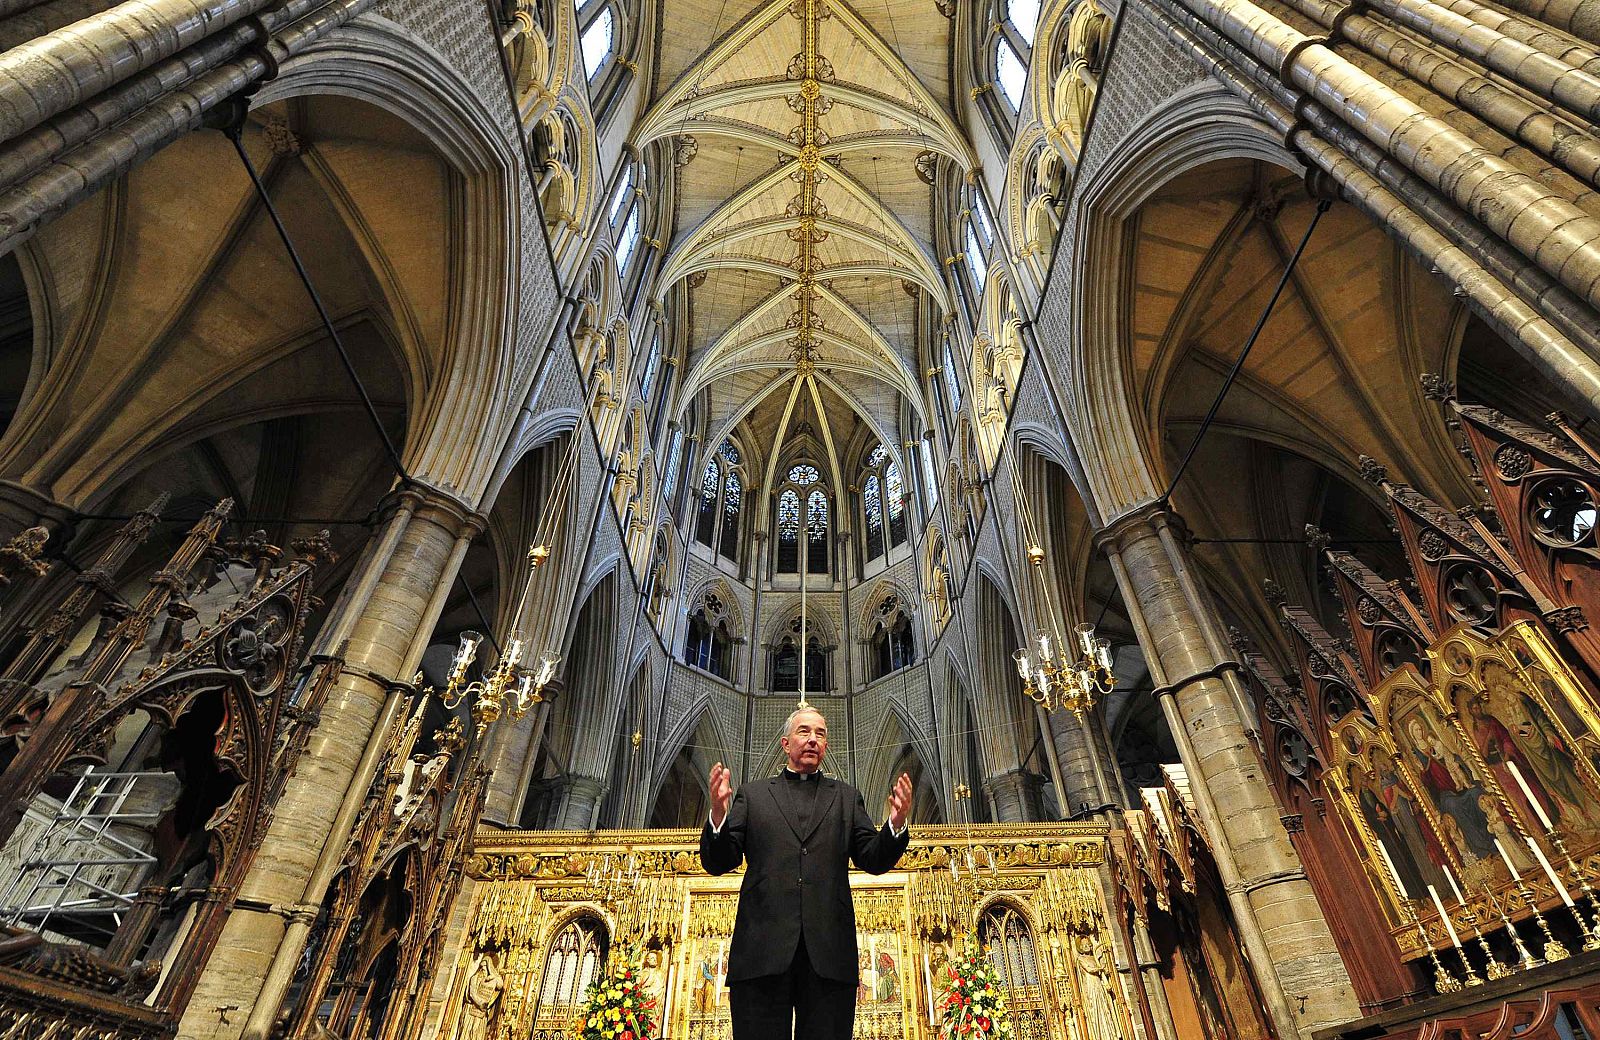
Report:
1071,934,1119,1040
638,947,668,1022
455,952,504,1040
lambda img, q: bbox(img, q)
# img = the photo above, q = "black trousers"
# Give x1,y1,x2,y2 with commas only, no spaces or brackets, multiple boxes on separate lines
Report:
727,934,856,1040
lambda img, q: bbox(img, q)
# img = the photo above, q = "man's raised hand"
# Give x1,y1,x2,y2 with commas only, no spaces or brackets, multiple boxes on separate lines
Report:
887,771,913,831
709,761,733,829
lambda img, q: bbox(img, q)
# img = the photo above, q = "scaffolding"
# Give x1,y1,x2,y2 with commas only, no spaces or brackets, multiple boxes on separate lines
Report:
0,766,167,944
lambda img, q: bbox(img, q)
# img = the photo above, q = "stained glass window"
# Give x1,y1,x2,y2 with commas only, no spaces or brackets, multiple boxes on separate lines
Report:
886,460,907,547
777,488,801,573
719,440,741,464
863,475,884,561
695,458,719,546
806,490,828,574
719,469,742,561
788,464,819,485
861,445,907,563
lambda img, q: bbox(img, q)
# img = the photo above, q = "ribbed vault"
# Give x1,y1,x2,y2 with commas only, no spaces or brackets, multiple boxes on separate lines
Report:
643,0,970,467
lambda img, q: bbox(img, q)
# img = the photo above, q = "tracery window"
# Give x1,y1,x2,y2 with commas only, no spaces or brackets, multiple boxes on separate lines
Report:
662,426,684,500
989,0,1039,112
806,489,829,573
960,184,996,301
683,590,735,679
615,198,641,274
942,341,962,415
771,619,829,692
776,463,828,575
868,594,915,679
579,3,615,80
918,439,939,513
639,329,661,402
535,915,610,1025
979,905,1041,988
861,445,908,564
694,440,744,566
608,158,647,280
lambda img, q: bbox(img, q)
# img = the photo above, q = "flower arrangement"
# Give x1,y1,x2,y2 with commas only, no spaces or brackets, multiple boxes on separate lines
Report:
938,937,1013,1040
572,951,657,1040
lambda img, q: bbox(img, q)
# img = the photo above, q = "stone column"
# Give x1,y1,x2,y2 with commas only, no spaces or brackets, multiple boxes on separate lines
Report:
555,774,608,830
982,766,1044,822
1099,503,1356,1039
1045,707,1121,817
181,485,484,1040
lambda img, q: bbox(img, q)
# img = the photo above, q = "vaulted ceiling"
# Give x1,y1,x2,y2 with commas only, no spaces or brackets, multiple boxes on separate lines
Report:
642,0,971,477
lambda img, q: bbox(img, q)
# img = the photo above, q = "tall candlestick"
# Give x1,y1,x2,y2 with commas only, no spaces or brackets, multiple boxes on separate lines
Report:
1443,863,1467,906
1376,839,1410,899
1495,838,1522,881
1507,761,1556,831
924,951,936,1026
1428,885,1464,948
1429,884,1482,986
1499,840,1570,962
1527,836,1576,906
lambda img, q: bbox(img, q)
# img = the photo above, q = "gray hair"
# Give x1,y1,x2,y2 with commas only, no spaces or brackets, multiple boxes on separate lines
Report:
783,706,827,738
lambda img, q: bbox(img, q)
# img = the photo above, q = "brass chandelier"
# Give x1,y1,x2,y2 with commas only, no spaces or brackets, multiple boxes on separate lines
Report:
993,391,1115,718
427,378,606,735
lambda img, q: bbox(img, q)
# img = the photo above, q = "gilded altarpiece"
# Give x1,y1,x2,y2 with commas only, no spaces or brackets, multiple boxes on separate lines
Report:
440,824,1133,1040
1324,621,1600,956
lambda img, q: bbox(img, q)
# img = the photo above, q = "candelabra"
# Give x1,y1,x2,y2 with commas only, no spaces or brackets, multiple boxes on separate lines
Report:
1455,891,1511,981
1398,899,1461,994
433,617,560,737
990,391,1116,719
424,384,597,735
1012,609,1114,717
1546,827,1600,951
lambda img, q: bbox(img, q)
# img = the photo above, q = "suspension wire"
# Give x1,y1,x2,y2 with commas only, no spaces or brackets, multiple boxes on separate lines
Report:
1086,197,1334,636
215,114,508,654
1159,197,1332,505
224,122,412,485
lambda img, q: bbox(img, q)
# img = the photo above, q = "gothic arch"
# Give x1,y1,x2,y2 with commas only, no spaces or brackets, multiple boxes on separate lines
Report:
682,577,745,643
1063,79,1298,518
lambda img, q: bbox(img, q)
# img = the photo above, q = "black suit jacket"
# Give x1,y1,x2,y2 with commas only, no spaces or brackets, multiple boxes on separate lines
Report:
699,773,910,983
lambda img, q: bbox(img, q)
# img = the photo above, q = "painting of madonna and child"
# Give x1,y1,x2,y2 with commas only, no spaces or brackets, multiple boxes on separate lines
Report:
1335,641,1600,914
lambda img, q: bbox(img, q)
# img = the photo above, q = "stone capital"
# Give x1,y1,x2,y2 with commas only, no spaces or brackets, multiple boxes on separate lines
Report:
0,480,76,543
1093,499,1191,553
374,481,485,540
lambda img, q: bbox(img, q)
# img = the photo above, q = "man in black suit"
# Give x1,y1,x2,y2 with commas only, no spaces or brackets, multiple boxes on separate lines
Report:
700,706,913,1040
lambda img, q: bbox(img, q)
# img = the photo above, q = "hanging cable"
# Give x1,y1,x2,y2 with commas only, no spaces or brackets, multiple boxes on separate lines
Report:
1160,197,1332,503
1086,196,1334,634
214,112,514,654
223,121,412,486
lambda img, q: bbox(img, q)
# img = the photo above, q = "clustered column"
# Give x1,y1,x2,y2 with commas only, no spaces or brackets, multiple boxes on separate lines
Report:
1100,504,1357,1039
182,485,484,1040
